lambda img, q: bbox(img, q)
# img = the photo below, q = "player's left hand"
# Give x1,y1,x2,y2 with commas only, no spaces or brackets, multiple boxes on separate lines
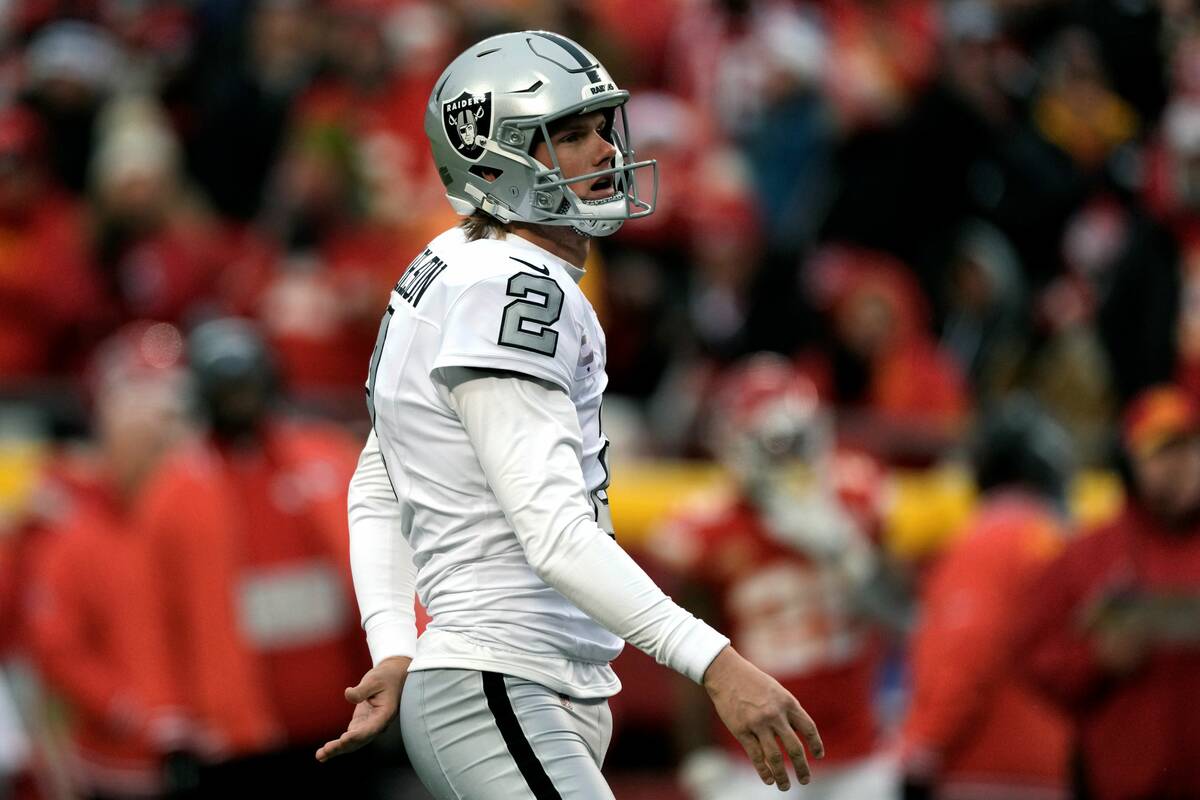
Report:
703,646,824,791
315,656,411,762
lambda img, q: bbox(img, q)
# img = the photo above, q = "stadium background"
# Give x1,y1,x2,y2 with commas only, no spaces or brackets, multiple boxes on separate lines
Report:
0,0,1193,797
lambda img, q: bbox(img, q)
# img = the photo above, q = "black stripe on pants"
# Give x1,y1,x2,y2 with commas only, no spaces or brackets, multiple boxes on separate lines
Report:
482,671,564,800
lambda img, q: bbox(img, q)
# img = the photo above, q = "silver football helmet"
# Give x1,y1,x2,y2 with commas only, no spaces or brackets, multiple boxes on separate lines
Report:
424,30,657,237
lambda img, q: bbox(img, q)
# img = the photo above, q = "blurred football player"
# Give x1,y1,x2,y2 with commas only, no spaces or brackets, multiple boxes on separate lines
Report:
647,353,898,800
317,31,825,799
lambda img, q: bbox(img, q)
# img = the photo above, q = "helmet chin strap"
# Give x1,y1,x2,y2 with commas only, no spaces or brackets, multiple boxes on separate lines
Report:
571,217,625,238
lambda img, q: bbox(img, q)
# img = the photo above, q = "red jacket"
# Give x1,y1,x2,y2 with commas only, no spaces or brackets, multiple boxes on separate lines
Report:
25,474,181,796
901,493,1070,798
1019,504,1200,800
134,421,368,758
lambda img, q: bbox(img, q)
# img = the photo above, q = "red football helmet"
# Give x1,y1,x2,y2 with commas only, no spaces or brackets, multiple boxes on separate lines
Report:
711,353,829,482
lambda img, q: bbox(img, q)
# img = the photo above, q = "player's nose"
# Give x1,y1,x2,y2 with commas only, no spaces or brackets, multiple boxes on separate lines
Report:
591,131,616,166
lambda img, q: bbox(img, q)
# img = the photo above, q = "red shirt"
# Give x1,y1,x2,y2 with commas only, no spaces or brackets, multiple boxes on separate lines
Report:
101,213,237,326
901,493,1070,796
225,444,369,744
0,193,100,378
1019,504,1200,800
135,423,368,755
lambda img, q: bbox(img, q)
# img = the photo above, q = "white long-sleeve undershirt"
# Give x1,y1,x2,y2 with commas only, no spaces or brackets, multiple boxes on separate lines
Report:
347,429,417,665
347,369,728,684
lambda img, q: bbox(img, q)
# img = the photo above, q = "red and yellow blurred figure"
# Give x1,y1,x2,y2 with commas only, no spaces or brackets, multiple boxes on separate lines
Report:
1019,384,1200,800
24,320,194,799
900,397,1075,800
1123,384,1200,456
1031,27,1139,172
645,353,898,800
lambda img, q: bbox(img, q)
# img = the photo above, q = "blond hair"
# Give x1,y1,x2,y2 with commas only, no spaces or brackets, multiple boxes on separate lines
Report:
460,210,510,242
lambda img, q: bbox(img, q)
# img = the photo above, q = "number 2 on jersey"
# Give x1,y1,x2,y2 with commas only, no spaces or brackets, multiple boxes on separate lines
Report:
498,273,564,357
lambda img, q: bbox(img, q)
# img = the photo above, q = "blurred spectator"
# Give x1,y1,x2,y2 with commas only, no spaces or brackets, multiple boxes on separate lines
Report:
646,354,898,800
900,397,1072,800
1101,92,1200,404
806,246,968,463
0,104,101,381
188,0,320,220
614,91,712,254
24,321,193,799
225,119,417,400
821,0,940,130
99,1,197,99
22,20,125,194
683,152,767,360
602,92,710,401
1030,27,1138,174
940,220,1028,406
669,0,837,253
1027,191,1120,461
89,95,235,329
668,0,826,140
1019,384,1200,800
132,319,377,796
661,0,838,264
829,0,1078,300
1002,0,1168,124
297,0,455,227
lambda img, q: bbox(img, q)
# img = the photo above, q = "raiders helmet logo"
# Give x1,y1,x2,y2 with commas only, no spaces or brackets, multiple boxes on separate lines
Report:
442,91,492,162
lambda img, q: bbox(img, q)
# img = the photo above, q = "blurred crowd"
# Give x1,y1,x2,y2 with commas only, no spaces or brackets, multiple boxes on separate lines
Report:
2,0,1200,452
1,0,1200,798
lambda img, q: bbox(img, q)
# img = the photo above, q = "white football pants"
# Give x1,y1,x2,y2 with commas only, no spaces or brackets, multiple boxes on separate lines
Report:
400,669,615,800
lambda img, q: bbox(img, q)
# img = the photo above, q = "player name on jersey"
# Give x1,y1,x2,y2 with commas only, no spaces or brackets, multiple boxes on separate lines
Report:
395,249,449,309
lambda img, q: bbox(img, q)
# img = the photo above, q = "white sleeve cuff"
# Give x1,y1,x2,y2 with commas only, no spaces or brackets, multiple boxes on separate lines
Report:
672,620,730,685
364,613,418,665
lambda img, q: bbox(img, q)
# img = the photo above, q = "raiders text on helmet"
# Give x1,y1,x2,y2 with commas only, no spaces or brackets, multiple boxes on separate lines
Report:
425,30,658,237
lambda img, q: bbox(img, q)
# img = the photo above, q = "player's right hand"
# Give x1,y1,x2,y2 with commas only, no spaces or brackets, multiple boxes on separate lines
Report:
315,655,411,762
701,646,824,791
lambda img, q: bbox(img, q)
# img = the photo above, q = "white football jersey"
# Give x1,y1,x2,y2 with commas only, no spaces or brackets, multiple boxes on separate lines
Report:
366,226,623,697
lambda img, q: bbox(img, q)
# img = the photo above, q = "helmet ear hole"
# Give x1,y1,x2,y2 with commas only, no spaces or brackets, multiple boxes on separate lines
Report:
469,165,503,183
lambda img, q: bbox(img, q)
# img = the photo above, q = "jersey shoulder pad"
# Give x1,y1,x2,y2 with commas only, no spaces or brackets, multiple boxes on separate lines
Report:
432,240,582,392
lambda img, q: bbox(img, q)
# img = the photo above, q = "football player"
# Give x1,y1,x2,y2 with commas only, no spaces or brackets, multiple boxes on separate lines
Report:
648,354,898,800
315,31,824,798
